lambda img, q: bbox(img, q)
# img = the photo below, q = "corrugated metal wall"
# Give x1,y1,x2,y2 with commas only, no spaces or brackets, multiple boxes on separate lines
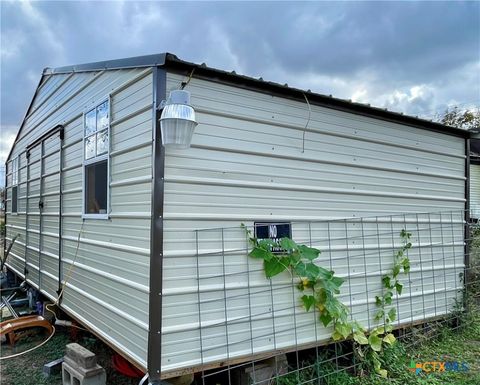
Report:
470,163,480,218
161,72,466,375
5,68,154,368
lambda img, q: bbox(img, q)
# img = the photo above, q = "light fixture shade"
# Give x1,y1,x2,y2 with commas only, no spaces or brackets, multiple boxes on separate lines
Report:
160,91,198,149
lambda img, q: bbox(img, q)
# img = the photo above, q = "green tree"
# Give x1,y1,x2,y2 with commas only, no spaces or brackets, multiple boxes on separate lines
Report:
440,106,480,130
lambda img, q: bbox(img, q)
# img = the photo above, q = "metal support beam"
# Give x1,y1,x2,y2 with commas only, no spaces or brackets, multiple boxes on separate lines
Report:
464,138,471,299
57,127,64,294
147,67,166,382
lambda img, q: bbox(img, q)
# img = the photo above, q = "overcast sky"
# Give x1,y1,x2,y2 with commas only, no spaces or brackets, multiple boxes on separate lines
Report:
1,1,479,185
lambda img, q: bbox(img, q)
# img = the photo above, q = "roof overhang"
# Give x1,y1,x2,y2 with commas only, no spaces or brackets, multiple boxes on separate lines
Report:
7,52,471,166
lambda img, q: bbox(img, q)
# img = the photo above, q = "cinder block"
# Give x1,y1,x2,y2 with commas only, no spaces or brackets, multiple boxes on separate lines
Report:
64,356,105,378
43,357,64,377
62,361,106,385
65,343,97,369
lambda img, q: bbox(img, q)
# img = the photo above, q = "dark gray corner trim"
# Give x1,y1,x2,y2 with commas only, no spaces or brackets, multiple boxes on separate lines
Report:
44,53,168,75
57,128,65,295
464,139,471,291
147,67,166,382
3,161,7,257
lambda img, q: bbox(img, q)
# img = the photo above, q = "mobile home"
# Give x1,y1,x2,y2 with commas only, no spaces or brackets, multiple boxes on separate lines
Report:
4,53,470,382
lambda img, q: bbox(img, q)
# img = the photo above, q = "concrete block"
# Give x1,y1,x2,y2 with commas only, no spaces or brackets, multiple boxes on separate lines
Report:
62,361,106,385
65,343,97,369
63,356,105,378
43,357,64,377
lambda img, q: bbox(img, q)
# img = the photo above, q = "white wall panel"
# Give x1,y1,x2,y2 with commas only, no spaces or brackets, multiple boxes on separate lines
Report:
160,72,466,375
5,68,153,370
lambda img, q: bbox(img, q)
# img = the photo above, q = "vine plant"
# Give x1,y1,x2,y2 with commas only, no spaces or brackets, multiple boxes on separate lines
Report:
359,229,412,376
241,224,412,378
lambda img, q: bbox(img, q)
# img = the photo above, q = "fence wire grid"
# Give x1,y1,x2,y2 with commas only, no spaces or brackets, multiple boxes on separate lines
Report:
175,209,479,385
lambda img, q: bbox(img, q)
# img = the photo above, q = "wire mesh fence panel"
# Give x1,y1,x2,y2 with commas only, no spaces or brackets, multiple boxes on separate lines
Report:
161,209,475,384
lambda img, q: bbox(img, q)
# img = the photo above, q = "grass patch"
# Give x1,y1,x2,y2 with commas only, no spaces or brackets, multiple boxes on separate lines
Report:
273,309,480,385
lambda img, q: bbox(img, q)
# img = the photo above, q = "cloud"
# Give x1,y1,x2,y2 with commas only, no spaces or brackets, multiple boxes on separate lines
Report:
1,0,479,187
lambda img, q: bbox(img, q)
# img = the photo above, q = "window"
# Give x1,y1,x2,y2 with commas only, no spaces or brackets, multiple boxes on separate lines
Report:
11,157,18,213
83,100,110,218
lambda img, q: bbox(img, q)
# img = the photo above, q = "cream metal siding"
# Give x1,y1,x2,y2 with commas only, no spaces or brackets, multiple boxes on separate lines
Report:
5,68,154,368
161,72,466,375
470,163,480,218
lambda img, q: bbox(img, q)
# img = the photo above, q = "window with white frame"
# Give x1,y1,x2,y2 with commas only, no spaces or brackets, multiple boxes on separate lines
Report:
11,157,18,213
83,100,109,216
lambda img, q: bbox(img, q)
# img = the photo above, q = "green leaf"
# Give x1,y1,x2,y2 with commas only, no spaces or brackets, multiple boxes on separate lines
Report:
332,331,344,341
374,310,384,321
319,312,333,327
376,369,388,378
289,251,301,265
382,275,391,288
279,237,297,252
264,257,288,278
375,296,383,307
395,281,403,295
330,275,345,289
401,258,410,273
405,242,412,249
316,276,343,295
335,322,351,339
322,293,349,322
392,264,400,278
384,291,393,305
368,334,383,352
388,308,397,322
294,262,321,280
353,331,369,345
249,246,273,261
301,295,316,312
383,333,396,345
317,266,334,280
297,244,320,261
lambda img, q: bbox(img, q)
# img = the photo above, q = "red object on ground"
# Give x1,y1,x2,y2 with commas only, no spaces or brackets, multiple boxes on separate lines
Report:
112,354,144,378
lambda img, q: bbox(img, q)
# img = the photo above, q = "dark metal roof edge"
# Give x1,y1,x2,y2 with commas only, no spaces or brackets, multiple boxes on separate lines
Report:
43,53,167,75
9,51,466,166
162,53,468,138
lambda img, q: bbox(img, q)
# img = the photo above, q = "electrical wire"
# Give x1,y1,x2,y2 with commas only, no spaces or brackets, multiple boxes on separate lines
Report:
180,69,195,90
0,221,86,360
0,326,56,360
45,220,85,326
301,92,312,153
138,373,149,385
